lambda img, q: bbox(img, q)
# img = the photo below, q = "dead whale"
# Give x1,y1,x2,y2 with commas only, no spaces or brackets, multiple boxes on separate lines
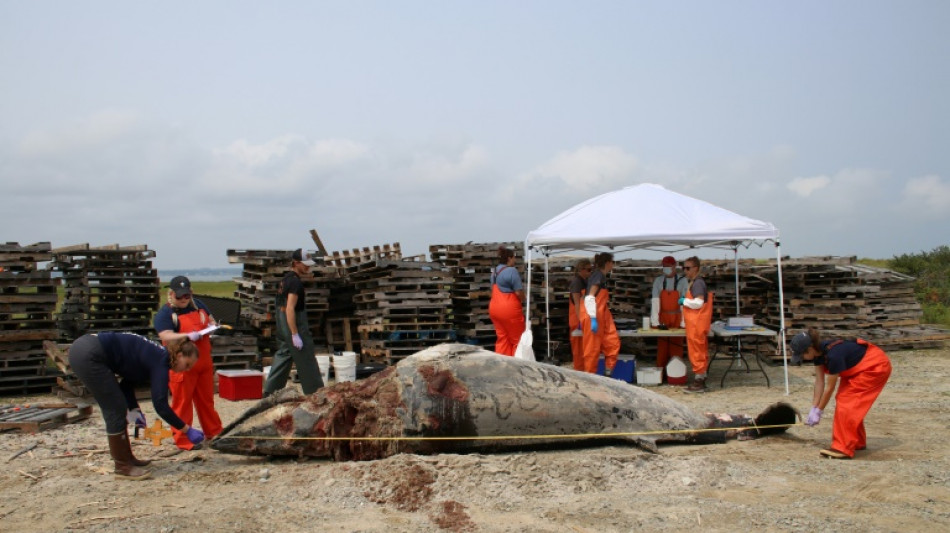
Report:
211,344,797,461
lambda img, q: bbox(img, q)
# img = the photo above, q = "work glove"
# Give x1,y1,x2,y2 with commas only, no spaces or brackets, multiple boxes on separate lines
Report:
677,296,685,306
126,408,146,429
186,427,205,445
680,319,685,328
571,328,583,337
805,406,822,427
186,331,201,342
292,333,303,350
590,318,599,333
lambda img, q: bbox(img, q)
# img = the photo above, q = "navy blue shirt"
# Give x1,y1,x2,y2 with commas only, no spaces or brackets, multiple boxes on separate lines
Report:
821,339,867,375
153,299,211,333
96,332,186,430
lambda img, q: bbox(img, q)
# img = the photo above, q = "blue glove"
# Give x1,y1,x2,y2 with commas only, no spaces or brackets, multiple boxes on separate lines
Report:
292,333,303,349
590,318,599,333
186,331,201,342
677,297,685,306
126,408,146,429
186,427,205,445
805,406,822,426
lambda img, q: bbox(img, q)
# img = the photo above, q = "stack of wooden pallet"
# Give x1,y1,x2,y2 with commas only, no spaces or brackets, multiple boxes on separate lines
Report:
50,244,160,340
226,249,339,357
349,257,453,364
209,334,258,370
429,242,521,349
0,242,60,396
527,255,584,358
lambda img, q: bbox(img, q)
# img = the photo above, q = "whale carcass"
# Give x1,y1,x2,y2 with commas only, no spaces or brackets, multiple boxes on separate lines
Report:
211,344,796,461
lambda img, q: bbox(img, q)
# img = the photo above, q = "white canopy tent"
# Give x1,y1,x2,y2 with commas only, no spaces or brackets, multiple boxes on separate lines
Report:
524,183,791,394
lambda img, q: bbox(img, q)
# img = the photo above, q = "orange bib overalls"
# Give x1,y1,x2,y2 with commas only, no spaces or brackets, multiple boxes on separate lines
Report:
167,307,222,450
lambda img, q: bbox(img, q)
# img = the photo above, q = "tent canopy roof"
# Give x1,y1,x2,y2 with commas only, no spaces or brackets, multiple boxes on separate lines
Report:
525,183,780,253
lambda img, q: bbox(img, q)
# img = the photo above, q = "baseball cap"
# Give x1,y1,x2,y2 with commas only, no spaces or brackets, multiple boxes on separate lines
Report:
168,276,192,297
661,256,676,266
292,248,316,266
789,331,811,364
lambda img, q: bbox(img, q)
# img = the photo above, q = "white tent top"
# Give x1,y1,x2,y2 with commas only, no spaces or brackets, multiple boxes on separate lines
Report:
525,183,779,253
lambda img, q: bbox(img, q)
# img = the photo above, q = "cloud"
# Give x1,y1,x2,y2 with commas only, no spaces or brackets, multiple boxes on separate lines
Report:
786,175,831,197
16,110,142,158
898,174,950,218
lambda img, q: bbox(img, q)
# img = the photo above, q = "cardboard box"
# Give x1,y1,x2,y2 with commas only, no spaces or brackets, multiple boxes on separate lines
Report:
217,370,264,401
636,366,663,386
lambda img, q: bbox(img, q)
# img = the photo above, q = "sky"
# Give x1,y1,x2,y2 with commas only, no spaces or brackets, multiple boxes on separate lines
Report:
2,1,948,270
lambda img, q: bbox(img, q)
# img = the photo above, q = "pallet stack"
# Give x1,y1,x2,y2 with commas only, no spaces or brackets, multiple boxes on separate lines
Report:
50,244,160,340
226,249,339,359
0,242,60,396
526,255,583,359
348,257,453,364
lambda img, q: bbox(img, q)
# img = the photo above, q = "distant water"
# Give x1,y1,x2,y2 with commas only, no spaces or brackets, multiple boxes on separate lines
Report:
159,267,242,282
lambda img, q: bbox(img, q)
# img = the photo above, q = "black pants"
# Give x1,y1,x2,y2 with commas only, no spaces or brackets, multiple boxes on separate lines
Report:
69,334,128,434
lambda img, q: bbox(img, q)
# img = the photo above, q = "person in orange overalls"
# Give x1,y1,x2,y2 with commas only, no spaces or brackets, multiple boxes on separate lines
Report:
580,252,620,375
650,256,687,377
681,256,713,393
790,328,892,459
489,246,526,356
568,258,593,370
154,276,223,450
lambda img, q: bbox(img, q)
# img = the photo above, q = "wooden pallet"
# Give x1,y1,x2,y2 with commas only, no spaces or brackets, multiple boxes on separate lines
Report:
0,402,92,432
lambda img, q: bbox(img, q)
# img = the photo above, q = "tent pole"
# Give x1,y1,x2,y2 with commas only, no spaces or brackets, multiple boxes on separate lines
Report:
524,241,532,327
733,246,740,316
544,255,551,362
776,242,789,395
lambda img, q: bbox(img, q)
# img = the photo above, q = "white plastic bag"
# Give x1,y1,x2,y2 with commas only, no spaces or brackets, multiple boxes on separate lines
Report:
514,329,535,362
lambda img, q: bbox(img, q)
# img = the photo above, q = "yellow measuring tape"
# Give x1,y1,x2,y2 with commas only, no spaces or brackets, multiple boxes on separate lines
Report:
219,422,800,441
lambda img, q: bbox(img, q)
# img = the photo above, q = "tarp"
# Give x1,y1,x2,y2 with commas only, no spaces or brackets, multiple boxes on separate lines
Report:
524,183,791,394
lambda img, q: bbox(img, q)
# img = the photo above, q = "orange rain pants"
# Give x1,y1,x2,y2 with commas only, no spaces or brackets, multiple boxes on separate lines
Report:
489,282,525,356
580,287,620,374
168,308,222,450
656,286,684,369
682,288,713,375
568,289,586,370
830,340,892,457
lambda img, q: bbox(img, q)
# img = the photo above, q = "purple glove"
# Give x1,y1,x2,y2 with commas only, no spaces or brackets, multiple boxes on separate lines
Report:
590,318,599,333
186,427,205,445
126,408,146,429
186,331,201,342
805,406,822,426
292,333,303,350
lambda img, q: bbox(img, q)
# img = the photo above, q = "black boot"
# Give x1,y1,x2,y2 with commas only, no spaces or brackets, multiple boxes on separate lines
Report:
107,432,151,480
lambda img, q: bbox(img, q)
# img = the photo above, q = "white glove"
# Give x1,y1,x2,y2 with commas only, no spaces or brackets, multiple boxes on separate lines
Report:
186,331,201,342
682,297,704,310
583,295,597,320
650,297,660,327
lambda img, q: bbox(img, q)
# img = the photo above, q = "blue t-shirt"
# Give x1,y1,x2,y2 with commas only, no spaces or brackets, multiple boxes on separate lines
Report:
491,264,523,293
821,339,867,375
96,332,186,430
153,299,211,333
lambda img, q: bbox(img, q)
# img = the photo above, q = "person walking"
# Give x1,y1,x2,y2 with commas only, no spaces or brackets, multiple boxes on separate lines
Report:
681,256,713,393
649,256,687,376
154,276,223,450
488,246,526,356
790,328,893,459
568,258,592,370
69,333,205,480
581,252,620,376
263,249,325,396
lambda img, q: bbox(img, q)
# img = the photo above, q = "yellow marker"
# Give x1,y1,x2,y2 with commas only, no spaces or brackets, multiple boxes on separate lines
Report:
143,419,173,446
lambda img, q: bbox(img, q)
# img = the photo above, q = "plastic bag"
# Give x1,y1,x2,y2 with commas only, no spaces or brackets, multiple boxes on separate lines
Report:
514,329,535,362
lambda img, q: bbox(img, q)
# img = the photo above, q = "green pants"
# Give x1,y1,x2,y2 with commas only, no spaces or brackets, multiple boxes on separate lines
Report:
263,308,324,395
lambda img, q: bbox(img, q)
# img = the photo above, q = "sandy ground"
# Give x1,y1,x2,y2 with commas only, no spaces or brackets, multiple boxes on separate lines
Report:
1,346,948,533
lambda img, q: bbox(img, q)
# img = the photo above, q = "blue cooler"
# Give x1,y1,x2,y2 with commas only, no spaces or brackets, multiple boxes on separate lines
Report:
597,355,636,383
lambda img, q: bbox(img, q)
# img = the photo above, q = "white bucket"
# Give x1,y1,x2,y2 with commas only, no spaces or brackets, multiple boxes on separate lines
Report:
333,352,357,382
315,355,331,384
642,316,651,330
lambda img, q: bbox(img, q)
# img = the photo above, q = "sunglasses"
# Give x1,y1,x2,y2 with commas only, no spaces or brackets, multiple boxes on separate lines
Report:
175,293,192,300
